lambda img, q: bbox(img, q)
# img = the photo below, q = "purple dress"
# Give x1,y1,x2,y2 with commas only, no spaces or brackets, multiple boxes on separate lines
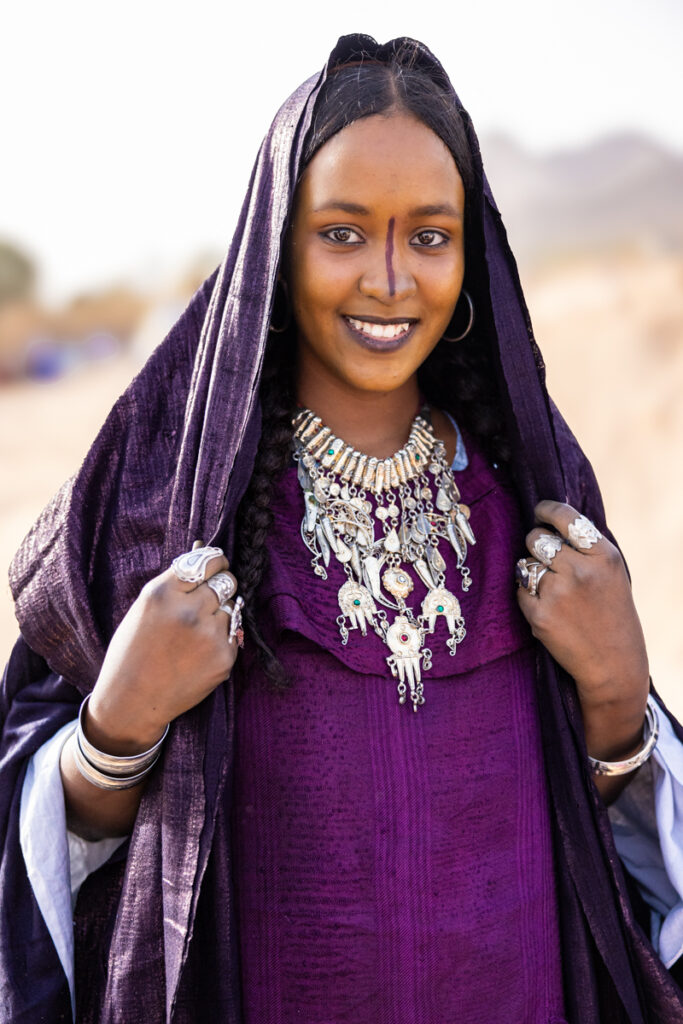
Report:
231,435,566,1023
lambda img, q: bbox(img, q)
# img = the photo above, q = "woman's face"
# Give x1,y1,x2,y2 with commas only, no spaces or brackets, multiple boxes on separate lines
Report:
287,112,466,399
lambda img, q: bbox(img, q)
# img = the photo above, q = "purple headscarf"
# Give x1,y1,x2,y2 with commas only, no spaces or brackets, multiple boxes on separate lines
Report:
2,34,682,1023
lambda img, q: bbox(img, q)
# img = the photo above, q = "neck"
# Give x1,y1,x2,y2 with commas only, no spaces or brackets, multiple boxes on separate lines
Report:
296,375,421,460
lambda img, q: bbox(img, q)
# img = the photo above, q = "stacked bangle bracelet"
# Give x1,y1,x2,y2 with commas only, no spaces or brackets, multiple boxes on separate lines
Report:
588,697,659,777
72,694,169,790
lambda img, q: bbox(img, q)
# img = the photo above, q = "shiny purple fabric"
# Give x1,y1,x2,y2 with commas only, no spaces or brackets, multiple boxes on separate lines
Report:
2,31,683,1024
232,445,565,1022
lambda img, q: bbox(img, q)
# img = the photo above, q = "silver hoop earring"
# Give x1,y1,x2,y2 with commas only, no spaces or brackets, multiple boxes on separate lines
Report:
269,278,292,334
442,290,474,343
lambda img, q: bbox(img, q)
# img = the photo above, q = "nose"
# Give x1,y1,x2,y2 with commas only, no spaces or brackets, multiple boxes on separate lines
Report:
357,239,417,304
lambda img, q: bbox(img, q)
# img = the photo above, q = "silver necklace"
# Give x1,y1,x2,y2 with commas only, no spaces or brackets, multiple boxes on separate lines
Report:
292,407,476,712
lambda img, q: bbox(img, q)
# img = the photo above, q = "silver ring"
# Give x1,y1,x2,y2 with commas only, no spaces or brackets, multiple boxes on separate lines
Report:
171,546,224,584
228,595,244,645
532,533,563,566
206,571,237,607
515,558,549,597
516,557,533,590
528,564,549,597
567,515,602,550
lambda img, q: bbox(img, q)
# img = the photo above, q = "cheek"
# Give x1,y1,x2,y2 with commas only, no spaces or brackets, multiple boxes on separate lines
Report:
291,250,352,322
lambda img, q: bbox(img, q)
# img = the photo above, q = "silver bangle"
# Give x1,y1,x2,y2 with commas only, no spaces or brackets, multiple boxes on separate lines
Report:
588,698,659,777
72,732,161,790
75,693,169,779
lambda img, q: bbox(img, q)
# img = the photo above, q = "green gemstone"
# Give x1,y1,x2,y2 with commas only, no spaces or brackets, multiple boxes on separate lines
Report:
353,598,361,606
437,604,444,612
327,448,334,455
415,453,421,460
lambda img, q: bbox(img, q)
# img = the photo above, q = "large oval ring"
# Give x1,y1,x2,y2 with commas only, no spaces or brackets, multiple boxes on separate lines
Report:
515,557,534,590
206,571,237,606
567,515,602,550
171,546,224,584
515,558,549,597
532,533,563,566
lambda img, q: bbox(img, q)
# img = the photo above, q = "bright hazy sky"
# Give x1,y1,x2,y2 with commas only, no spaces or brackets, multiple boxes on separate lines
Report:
3,0,681,302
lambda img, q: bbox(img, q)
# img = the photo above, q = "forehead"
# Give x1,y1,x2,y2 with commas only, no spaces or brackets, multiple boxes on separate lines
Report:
298,113,464,213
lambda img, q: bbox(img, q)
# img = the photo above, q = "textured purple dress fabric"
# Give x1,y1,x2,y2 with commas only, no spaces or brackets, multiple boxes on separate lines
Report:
232,445,565,1022
2,31,683,1024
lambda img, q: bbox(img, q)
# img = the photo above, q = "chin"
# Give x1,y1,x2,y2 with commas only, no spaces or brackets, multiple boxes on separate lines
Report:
338,370,416,396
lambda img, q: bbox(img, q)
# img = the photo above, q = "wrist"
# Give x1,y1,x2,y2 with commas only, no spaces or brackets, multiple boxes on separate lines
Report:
87,690,169,756
582,691,650,763
588,698,659,776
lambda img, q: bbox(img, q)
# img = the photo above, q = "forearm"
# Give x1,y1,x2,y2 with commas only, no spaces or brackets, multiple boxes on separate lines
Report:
580,682,650,805
60,732,148,839
59,698,167,841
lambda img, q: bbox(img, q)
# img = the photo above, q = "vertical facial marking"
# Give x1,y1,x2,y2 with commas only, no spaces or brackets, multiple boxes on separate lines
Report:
385,217,396,297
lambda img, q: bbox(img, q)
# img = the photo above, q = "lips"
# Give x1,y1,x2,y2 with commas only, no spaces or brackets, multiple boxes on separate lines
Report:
343,315,418,351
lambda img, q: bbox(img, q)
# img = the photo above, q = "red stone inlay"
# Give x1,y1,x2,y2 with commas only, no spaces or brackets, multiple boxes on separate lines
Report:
400,633,409,642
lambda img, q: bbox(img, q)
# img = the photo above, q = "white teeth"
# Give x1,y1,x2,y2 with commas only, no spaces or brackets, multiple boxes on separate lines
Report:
347,317,411,340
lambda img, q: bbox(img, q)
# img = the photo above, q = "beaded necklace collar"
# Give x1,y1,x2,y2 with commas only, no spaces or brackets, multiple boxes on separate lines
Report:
292,407,476,711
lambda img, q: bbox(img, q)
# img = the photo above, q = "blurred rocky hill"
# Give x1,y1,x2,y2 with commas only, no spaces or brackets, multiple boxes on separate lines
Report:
481,132,683,264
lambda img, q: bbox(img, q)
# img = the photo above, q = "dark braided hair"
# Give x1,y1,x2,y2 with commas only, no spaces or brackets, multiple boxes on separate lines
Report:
233,49,510,686
232,333,297,688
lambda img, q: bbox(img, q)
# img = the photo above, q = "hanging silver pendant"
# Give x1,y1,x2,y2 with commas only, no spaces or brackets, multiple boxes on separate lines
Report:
456,506,476,546
382,566,414,600
421,585,462,633
385,616,425,711
315,523,331,566
338,580,377,639
304,492,318,534
362,554,383,598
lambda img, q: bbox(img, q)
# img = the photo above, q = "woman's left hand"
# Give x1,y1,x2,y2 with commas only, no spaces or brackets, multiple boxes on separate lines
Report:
517,500,650,797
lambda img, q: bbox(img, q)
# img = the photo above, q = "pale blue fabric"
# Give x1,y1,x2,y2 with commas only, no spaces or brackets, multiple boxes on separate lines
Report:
19,720,126,1020
443,409,469,470
610,695,683,968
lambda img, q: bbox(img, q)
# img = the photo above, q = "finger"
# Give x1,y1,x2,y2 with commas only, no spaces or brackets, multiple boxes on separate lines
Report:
204,571,239,611
515,558,553,600
164,551,231,593
525,527,570,570
534,500,604,555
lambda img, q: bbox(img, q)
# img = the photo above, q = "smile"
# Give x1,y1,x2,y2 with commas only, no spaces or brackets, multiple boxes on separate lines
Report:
343,316,417,352
346,317,412,340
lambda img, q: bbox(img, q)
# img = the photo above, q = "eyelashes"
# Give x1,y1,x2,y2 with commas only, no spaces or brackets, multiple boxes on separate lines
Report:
412,230,449,248
324,227,363,244
321,227,450,248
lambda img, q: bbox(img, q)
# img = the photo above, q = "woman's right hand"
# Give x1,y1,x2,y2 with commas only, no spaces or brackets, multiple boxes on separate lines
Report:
85,548,240,755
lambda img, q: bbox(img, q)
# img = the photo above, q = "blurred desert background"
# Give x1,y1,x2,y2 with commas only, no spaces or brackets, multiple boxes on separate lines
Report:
2,127,682,714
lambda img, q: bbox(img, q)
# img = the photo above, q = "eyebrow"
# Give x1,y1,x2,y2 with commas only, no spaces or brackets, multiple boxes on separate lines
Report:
410,203,462,219
313,201,370,215
313,200,462,219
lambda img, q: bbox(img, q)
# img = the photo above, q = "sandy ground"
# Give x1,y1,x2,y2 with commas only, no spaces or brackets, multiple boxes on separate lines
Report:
2,251,682,716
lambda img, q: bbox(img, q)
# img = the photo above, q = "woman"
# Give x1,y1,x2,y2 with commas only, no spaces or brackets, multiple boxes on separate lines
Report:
3,33,683,1023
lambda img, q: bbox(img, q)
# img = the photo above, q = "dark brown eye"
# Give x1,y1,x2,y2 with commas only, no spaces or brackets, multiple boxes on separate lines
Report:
323,227,363,244
412,230,448,247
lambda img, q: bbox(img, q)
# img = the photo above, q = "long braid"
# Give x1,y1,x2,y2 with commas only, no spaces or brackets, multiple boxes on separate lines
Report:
233,335,296,688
